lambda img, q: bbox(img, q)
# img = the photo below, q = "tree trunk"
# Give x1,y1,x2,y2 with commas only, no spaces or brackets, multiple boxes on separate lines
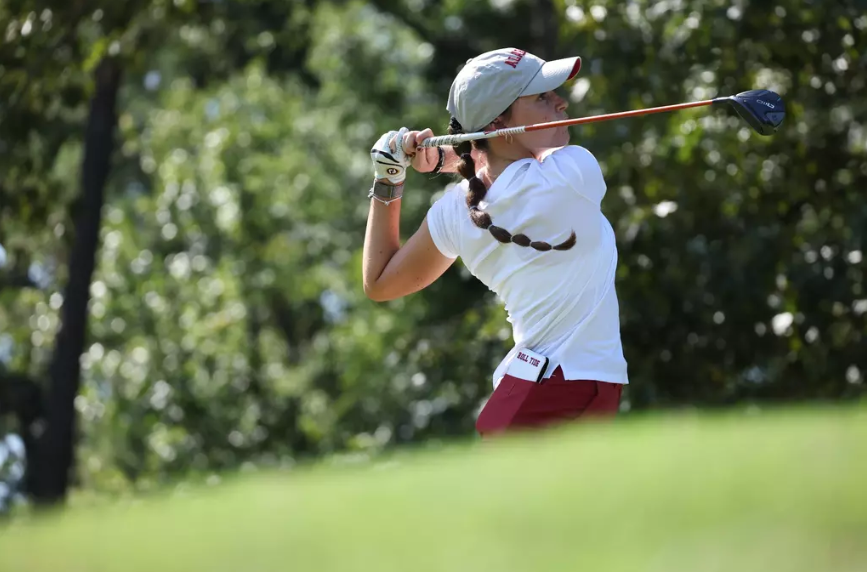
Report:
31,58,121,505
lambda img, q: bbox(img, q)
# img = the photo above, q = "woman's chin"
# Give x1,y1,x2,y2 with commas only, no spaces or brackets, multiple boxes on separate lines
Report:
547,134,570,149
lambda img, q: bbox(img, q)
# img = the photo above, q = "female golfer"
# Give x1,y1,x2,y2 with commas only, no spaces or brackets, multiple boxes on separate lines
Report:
363,48,628,436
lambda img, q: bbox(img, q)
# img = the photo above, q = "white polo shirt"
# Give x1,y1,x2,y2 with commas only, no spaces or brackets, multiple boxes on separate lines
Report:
426,145,628,388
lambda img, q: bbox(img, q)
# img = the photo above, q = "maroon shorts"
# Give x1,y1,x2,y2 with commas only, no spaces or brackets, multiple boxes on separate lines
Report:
475,366,623,436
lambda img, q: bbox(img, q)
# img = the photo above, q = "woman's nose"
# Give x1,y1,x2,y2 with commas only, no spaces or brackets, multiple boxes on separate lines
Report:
554,92,568,112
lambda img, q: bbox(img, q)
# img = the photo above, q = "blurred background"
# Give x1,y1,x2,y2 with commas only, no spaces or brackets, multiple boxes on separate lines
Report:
0,0,864,511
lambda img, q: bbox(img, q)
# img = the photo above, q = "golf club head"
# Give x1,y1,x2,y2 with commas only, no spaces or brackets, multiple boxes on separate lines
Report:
724,90,786,136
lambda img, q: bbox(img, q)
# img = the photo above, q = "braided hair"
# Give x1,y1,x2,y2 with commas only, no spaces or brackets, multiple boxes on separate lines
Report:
448,117,576,252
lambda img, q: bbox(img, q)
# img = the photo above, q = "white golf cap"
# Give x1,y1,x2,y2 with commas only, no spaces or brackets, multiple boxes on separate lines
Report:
447,48,582,133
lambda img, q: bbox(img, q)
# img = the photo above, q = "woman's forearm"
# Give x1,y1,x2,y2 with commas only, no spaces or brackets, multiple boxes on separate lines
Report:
440,147,461,173
438,145,484,174
362,198,402,297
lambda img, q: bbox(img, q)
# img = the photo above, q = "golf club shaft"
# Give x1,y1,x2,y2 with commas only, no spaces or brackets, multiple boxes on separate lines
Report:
418,98,725,148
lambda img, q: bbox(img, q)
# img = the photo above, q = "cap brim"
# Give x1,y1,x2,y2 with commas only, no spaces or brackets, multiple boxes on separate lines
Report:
519,56,582,96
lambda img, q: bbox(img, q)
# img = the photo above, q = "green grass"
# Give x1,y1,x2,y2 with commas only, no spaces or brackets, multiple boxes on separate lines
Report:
1,406,866,572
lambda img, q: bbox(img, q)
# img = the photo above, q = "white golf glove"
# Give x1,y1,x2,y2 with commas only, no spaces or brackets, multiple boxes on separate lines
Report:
370,127,411,186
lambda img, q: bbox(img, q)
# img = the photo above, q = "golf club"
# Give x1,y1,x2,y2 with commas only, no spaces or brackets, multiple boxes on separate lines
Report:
418,89,785,148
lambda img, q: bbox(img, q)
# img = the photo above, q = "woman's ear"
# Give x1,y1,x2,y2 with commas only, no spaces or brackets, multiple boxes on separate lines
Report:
489,116,510,130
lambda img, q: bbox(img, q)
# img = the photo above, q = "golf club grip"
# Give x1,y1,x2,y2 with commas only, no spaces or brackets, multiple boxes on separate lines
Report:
418,127,528,148
417,133,479,148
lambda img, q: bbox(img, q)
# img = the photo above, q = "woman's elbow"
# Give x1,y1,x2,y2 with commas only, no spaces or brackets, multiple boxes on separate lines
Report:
363,282,391,302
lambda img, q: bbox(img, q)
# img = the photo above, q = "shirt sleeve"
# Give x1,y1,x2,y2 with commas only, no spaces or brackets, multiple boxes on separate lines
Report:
552,146,608,206
425,189,460,259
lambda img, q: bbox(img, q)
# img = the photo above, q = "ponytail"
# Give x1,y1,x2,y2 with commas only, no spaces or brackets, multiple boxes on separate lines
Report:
448,117,576,252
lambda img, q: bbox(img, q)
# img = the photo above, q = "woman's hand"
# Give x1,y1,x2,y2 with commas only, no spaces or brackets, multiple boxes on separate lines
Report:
370,128,412,186
401,128,441,173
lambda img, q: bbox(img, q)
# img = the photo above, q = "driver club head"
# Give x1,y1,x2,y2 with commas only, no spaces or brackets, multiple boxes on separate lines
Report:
720,89,786,136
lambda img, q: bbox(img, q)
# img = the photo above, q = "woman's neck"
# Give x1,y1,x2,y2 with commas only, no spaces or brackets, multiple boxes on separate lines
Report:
480,146,538,187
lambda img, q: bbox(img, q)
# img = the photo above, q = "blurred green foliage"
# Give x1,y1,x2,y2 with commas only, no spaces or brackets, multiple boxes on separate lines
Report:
0,0,865,497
